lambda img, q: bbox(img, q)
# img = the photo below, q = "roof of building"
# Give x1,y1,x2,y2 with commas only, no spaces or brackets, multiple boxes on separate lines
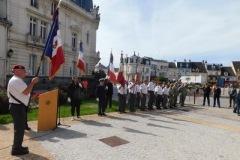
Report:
96,63,107,69
168,62,177,68
221,67,235,76
70,0,93,12
191,62,207,73
232,61,240,72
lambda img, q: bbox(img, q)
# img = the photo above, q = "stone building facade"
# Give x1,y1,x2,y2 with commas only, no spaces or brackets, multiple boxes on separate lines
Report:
0,0,100,87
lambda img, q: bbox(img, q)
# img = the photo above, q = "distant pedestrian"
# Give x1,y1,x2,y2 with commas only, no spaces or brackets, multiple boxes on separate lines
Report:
135,81,141,108
105,78,113,108
147,79,155,110
178,83,188,107
128,78,137,112
67,75,83,120
213,84,221,108
140,80,148,111
96,78,107,116
202,84,211,106
228,84,236,107
155,81,163,109
233,88,240,115
117,82,127,113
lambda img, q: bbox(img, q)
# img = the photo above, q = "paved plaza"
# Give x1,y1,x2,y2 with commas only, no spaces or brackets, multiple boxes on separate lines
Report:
1,95,240,160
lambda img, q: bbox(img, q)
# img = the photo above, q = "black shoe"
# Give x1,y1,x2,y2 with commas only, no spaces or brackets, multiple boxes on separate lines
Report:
11,148,29,155
123,111,127,113
98,113,102,116
12,146,29,151
229,106,231,107
233,110,236,113
25,126,31,131
102,113,107,116
140,109,146,111
118,112,122,114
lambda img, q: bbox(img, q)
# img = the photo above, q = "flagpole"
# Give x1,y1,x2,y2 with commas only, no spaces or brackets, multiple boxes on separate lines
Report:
27,1,62,108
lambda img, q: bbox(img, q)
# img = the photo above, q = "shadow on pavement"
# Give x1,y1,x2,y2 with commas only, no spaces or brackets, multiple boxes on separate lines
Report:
107,115,138,122
15,152,50,160
123,127,158,137
81,120,113,128
0,125,9,131
148,118,183,125
147,123,177,130
25,127,87,143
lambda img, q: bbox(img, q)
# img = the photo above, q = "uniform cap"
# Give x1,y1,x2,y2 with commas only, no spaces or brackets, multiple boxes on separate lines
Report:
99,78,105,82
12,65,25,70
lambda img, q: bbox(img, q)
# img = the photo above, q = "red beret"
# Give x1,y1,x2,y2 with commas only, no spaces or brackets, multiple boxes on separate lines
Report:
13,65,25,70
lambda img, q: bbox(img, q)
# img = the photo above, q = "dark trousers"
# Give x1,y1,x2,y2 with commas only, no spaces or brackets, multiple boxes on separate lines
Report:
213,95,220,107
162,94,168,108
203,94,210,106
229,95,235,107
129,93,136,111
118,94,126,113
173,94,178,107
98,98,106,115
135,92,141,107
70,101,81,116
25,107,29,128
141,94,146,110
9,104,26,148
155,95,162,109
106,95,113,108
148,91,155,109
179,93,186,106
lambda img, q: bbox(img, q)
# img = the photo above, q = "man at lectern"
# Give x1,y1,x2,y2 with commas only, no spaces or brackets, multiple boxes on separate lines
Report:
67,75,83,120
7,64,39,155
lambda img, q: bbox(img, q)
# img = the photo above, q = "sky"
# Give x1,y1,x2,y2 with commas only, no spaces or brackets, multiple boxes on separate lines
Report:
94,0,240,67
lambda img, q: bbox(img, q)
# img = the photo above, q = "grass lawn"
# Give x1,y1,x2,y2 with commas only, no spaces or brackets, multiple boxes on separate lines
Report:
0,99,119,124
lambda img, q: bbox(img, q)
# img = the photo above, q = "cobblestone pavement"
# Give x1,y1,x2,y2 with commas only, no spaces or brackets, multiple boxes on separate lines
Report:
1,95,240,160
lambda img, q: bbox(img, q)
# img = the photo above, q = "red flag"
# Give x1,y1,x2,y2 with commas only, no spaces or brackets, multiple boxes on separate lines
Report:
44,8,65,80
77,42,86,74
108,53,117,83
117,71,125,87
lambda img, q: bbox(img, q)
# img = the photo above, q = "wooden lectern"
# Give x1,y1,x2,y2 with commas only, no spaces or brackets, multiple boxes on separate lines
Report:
37,89,58,132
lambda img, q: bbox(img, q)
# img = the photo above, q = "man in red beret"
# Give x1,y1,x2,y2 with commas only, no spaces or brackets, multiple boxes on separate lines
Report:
7,64,39,155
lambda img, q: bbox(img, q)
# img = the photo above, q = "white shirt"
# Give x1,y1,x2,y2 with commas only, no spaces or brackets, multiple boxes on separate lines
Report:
140,83,148,94
136,84,140,93
7,75,30,106
118,84,127,95
147,81,155,91
128,82,137,94
155,85,163,95
162,87,169,95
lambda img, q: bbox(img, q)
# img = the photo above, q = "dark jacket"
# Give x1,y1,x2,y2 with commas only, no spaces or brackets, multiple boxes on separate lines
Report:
107,82,113,96
213,87,221,97
67,81,83,102
96,85,107,100
203,86,211,96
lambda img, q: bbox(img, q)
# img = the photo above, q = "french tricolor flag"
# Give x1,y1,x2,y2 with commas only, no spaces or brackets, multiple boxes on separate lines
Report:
44,8,65,80
77,42,86,74
108,53,117,84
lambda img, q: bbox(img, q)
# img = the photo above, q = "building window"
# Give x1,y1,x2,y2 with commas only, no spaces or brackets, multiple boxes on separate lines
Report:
30,0,38,8
29,54,37,76
51,3,57,15
86,32,89,45
30,17,37,36
72,33,77,49
72,61,76,75
40,21,46,39
40,59,47,76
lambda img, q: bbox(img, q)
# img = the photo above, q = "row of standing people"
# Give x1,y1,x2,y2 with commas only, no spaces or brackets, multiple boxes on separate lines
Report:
117,79,189,113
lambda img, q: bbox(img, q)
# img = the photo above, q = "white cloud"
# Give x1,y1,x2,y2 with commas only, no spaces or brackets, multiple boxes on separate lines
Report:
94,0,240,67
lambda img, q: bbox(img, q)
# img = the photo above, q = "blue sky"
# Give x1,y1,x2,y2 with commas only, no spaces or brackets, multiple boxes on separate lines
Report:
94,0,240,67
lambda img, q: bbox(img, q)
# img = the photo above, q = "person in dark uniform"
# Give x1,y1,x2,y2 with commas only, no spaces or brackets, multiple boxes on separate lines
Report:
7,64,39,155
213,84,221,108
67,75,83,120
105,78,113,108
96,78,107,116
202,83,211,106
